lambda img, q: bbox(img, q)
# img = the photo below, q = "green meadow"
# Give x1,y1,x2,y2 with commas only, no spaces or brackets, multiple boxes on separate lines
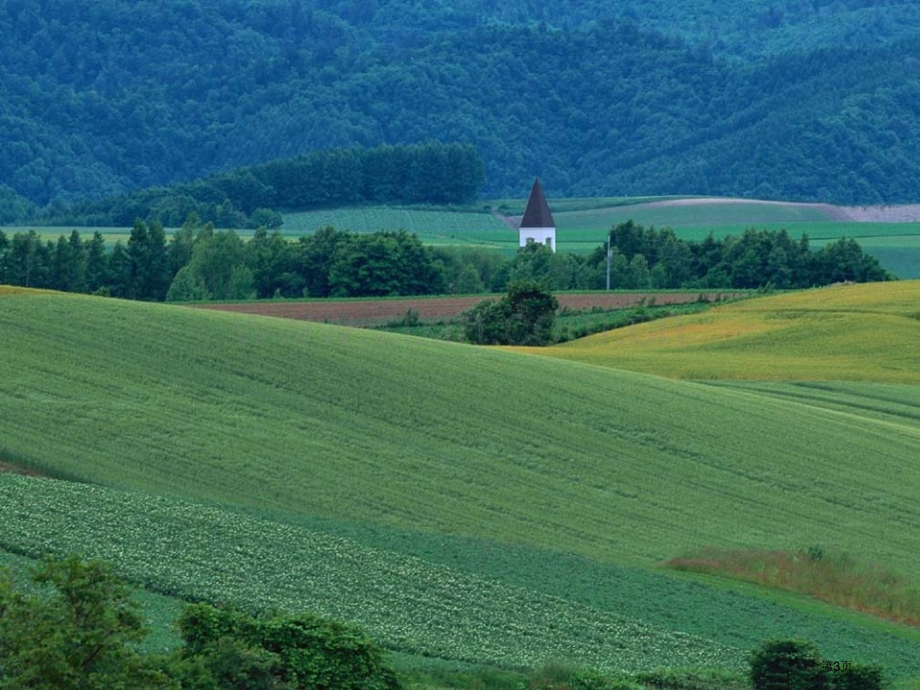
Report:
2,285,920,679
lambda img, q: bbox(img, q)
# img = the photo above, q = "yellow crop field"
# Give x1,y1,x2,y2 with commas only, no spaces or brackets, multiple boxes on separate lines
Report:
516,281,920,382
0,286,56,296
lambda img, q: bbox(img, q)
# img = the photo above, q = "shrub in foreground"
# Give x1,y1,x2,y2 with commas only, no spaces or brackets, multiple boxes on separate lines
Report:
750,639,884,690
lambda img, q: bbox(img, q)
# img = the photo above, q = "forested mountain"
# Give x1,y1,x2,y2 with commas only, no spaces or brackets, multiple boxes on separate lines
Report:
2,0,920,211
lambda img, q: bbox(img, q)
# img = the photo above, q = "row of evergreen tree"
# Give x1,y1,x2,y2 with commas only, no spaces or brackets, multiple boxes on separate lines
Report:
0,220,891,303
24,142,484,229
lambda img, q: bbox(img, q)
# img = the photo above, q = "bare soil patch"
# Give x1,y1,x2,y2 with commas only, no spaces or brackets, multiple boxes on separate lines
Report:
832,204,920,222
196,292,735,325
0,460,45,478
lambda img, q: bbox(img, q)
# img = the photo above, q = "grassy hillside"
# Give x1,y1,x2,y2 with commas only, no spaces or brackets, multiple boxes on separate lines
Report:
517,281,920,382
4,287,920,675
2,289,920,565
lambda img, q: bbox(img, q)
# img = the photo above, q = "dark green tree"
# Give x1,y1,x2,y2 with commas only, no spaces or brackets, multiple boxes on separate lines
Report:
464,279,558,345
7,231,40,287
165,266,209,302
0,230,9,284
298,226,350,298
107,241,133,298
174,230,255,300
0,555,170,690
126,219,171,301
464,298,512,344
177,603,401,690
247,227,303,298
750,639,824,690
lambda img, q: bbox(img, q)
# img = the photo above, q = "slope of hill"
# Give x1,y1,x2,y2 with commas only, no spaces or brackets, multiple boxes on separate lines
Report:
1,288,919,565
3,3,920,208
518,281,920,382
3,287,920,674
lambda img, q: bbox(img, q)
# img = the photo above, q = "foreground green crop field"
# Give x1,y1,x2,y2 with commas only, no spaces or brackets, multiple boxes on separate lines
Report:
3,287,920,676
4,474,920,676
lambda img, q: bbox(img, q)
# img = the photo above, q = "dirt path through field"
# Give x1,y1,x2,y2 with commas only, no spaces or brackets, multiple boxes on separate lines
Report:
196,292,735,325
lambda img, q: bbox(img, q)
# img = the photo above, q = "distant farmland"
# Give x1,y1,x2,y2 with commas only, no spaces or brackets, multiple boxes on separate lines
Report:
196,291,737,325
8,196,920,275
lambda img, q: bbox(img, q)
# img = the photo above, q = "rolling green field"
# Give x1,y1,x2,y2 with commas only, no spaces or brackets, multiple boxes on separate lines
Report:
3,286,920,678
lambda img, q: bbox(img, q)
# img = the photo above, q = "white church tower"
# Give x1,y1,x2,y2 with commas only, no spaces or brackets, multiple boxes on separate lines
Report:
518,178,556,252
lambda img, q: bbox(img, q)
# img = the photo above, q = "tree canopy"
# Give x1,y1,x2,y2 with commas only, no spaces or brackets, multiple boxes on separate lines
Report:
2,2,920,208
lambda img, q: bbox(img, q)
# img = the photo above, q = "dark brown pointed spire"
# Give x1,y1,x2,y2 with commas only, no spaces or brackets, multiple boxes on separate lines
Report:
520,178,555,229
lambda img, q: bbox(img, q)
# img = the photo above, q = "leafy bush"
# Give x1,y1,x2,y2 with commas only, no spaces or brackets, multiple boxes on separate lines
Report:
464,279,558,345
0,555,171,689
178,603,401,690
749,640,884,690
829,664,884,690
750,639,824,690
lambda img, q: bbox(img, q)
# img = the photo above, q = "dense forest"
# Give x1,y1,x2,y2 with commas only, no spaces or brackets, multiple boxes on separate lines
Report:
0,220,890,304
26,142,485,228
2,1,920,211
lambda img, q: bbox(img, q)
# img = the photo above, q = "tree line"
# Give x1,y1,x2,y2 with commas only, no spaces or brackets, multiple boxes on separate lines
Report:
29,142,485,229
0,220,891,303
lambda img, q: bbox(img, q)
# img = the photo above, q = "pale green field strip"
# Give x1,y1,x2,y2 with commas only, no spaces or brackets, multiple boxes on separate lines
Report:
554,202,834,233
486,196,664,215
3,292,920,575
0,473,740,673
2,227,137,245
522,282,920,382
703,382,920,428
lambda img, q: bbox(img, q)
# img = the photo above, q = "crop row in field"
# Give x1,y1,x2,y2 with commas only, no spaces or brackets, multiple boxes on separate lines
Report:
265,507,920,674
705,381,920,427
0,473,740,673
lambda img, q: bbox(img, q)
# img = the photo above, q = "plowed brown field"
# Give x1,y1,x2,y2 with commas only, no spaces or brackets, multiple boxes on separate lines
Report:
195,292,735,325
